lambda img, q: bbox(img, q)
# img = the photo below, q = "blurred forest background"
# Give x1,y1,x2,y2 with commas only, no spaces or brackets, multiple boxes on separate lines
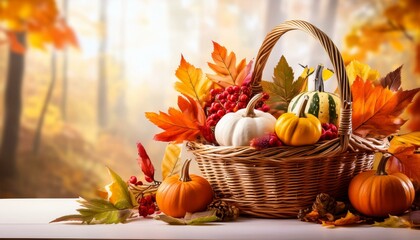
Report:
0,0,419,198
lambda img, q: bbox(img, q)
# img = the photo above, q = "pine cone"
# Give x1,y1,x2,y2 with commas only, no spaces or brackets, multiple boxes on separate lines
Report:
207,200,240,221
312,193,337,216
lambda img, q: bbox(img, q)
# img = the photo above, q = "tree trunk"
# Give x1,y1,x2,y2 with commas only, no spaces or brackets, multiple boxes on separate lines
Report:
33,51,57,155
0,32,26,178
114,0,126,120
264,0,282,35
61,0,69,121
98,1,108,129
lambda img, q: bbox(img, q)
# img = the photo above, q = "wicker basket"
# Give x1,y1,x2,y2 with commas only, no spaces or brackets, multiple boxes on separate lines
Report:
187,20,388,218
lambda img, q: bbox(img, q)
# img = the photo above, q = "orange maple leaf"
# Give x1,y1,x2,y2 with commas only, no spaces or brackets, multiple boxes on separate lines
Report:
351,76,419,138
322,211,361,227
401,92,420,133
387,140,420,192
145,95,206,143
206,41,248,87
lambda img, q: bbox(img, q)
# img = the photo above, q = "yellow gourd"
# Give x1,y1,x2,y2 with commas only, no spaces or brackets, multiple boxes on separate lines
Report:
275,96,322,146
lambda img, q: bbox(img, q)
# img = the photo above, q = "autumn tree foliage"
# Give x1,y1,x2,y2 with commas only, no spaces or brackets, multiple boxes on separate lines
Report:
342,0,420,74
0,0,78,178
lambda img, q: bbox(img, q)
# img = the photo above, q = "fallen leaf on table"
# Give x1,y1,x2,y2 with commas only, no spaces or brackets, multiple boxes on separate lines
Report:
372,214,412,228
50,198,135,224
155,210,219,225
322,211,361,227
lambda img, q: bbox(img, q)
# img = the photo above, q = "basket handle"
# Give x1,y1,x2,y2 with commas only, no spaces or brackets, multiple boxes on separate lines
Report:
250,20,352,151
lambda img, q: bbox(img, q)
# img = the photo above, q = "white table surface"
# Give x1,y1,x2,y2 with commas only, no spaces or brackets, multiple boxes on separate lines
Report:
0,198,418,239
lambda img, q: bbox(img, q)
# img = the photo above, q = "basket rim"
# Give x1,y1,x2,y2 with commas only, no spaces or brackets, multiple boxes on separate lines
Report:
187,139,387,162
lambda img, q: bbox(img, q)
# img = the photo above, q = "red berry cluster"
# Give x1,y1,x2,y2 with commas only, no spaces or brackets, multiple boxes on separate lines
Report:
320,123,338,141
128,176,143,186
250,133,283,150
138,194,157,218
205,83,270,129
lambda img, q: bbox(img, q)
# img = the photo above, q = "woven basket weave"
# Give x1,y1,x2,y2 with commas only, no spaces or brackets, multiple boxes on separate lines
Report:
187,20,388,218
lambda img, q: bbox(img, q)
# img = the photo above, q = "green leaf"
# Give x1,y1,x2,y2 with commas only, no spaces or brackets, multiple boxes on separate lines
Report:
261,55,307,114
105,167,133,209
372,214,412,228
155,210,219,225
50,198,135,224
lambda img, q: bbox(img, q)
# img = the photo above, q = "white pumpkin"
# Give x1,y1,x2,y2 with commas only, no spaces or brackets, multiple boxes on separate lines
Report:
215,93,276,146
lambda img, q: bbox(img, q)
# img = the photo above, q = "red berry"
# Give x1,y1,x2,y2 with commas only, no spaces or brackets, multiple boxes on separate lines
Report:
207,120,216,127
135,180,143,186
239,94,248,102
261,104,270,112
232,85,240,92
262,92,270,101
226,86,234,94
128,176,137,185
217,109,225,117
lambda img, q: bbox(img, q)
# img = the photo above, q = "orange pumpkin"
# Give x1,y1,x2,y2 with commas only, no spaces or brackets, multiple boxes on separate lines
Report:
156,159,214,218
348,154,415,217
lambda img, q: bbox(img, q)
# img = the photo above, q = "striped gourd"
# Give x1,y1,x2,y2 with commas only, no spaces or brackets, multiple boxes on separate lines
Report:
288,91,340,126
288,65,341,126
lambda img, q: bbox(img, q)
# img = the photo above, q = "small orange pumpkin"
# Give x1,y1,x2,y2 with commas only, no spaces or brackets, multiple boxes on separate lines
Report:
156,159,214,218
348,154,415,217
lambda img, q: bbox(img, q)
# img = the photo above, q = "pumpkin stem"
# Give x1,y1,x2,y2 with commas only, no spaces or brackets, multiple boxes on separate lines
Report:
179,159,192,182
298,96,310,118
314,64,325,92
375,153,390,176
244,93,263,118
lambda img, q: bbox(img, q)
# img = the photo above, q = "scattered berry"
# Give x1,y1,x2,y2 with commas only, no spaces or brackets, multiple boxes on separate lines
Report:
250,133,283,150
138,193,157,218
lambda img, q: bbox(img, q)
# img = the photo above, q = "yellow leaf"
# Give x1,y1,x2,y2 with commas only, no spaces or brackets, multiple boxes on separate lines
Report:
391,132,420,151
373,215,412,228
174,55,214,106
299,66,314,79
104,167,133,209
322,68,334,80
161,143,181,180
346,60,380,85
